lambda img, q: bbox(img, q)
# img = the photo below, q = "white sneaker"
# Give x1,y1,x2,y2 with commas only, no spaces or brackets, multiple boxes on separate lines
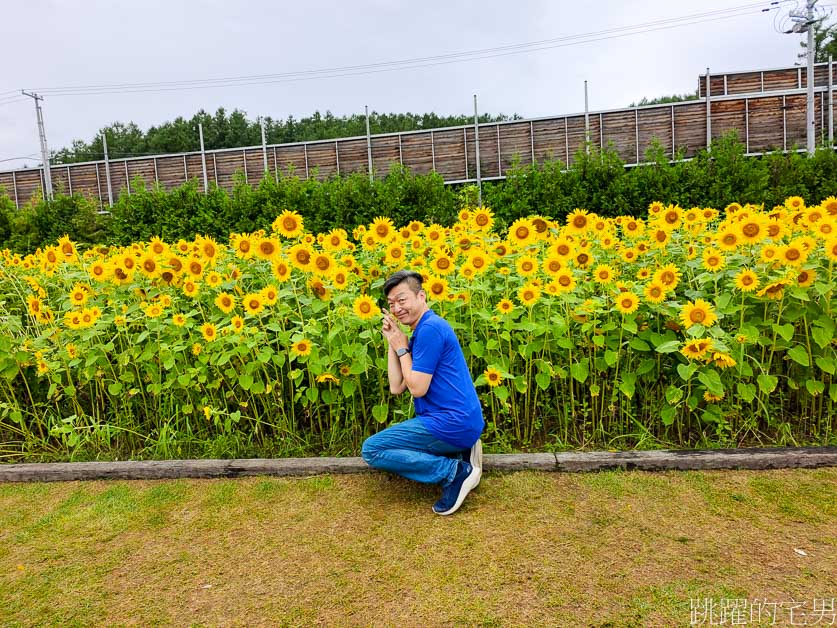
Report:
468,439,483,487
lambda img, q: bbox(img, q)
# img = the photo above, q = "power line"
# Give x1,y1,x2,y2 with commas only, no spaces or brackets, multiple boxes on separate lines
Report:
28,1,789,98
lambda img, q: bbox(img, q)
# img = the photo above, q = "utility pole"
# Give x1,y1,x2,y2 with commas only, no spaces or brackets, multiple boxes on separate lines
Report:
21,90,53,200
786,0,819,154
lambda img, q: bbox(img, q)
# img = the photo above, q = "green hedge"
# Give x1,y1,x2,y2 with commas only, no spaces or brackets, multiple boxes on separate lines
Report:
1,133,836,254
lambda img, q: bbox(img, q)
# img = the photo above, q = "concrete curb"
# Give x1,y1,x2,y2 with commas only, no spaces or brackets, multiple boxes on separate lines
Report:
1,446,835,483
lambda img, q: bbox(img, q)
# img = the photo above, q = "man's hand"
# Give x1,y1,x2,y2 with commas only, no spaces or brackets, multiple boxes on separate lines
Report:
381,308,408,351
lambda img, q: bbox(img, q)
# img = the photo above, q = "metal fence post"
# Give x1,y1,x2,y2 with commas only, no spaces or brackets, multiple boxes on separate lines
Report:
473,94,482,205
706,67,712,153
102,133,114,206
199,123,208,193
366,105,373,182
260,117,268,174
829,55,834,147
584,80,590,153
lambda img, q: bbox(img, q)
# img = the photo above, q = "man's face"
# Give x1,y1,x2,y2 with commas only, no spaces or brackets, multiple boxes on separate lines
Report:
386,281,427,329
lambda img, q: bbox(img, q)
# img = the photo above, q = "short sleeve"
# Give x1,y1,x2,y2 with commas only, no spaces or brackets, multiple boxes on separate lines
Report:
411,324,444,375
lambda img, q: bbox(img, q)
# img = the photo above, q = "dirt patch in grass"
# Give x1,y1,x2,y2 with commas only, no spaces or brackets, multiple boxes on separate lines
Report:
1,468,835,626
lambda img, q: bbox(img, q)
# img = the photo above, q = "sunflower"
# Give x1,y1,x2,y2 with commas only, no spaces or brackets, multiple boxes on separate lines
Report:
701,248,726,272
620,247,639,264
185,256,204,279
680,338,713,360
643,282,667,304
615,292,640,315
214,292,236,314
716,226,740,252
425,276,449,301
734,269,760,292
572,250,593,269
517,283,541,307
496,298,515,315
382,243,406,268
182,280,200,298
144,303,164,318
507,217,537,246
242,292,266,316
648,201,665,216
652,264,680,291
26,295,43,317
796,268,816,288
272,210,305,238
565,209,591,234
352,295,379,320
737,215,767,244
291,338,313,357
288,243,315,272
198,236,220,262
471,206,494,231
88,260,109,282
784,196,805,211
543,256,563,277
230,233,255,259
592,264,617,284
711,352,737,369
483,367,503,387
550,236,575,259
230,315,246,333
621,217,645,238
200,323,218,342
69,284,90,308
322,228,348,251
57,235,77,259
205,271,223,288
172,313,187,327
824,236,837,261
680,299,718,329
515,255,539,277
370,216,396,243
554,269,577,293
466,249,491,274
759,244,779,264
777,242,808,267
650,228,670,248
428,254,454,276
756,279,791,300
254,236,280,261
661,205,682,229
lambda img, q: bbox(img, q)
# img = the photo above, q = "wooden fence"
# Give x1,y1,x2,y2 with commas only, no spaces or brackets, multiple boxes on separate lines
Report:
1,61,835,209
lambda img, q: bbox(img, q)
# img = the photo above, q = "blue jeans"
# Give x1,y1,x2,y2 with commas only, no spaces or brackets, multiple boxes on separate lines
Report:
361,418,464,485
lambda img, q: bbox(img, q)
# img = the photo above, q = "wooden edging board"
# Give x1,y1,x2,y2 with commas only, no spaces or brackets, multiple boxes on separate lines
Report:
0,447,835,483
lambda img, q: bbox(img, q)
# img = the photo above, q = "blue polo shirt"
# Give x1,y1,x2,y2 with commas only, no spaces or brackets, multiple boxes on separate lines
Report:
408,310,484,449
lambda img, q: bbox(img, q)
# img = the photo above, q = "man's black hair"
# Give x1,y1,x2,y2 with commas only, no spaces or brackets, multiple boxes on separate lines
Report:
383,269,423,297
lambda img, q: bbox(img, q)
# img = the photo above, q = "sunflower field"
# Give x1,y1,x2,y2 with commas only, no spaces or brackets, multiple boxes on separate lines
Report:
1,196,835,461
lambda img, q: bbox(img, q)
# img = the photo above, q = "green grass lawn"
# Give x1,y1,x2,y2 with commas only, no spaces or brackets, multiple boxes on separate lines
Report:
1,468,835,627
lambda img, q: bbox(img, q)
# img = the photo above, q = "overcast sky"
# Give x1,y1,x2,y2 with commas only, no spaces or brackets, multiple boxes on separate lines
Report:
0,0,824,170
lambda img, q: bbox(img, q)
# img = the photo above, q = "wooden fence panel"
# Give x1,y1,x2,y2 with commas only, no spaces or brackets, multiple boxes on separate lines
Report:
638,107,673,158
370,136,401,178
68,164,99,200
532,118,568,164
673,102,707,158
710,100,746,142
244,149,266,183
306,142,338,180
432,129,467,180
214,152,245,190
747,96,784,153
335,138,368,176
156,156,188,191
499,122,534,170
566,116,589,165
601,110,637,163
401,133,434,175
51,168,70,196
274,146,306,178
185,155,205,184
126,159,156,190
108,161,129,197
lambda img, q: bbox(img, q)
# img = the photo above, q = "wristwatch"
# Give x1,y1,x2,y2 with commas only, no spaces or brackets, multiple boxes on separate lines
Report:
396,347,410,358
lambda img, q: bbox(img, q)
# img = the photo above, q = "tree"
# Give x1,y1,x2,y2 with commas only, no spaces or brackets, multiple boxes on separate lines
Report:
797,15,837,63
628,91,699,108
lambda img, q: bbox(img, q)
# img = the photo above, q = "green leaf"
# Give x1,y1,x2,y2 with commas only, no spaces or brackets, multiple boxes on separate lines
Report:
107,382,122,396
250,380,265,394
604,350,619,368
757,374,778,394
493,385,509,401
239,373,253,391
656,340,681,354
737,383,756,403
371,404,388,423
677,363,697,381
772,323,794,342
805,379,825,396
787,345,810,367
469,340,485,358
619,373,636,399
636,359,656,375
570,360,589,384
665,386,683,404
629,338,650,351
306,387,318,403
815,356,835,375
535,372,551,391
812,326,832,349
830,383,837,402
621,319,637,334
342,379,357,396
661,405,677,426
697,369,724,396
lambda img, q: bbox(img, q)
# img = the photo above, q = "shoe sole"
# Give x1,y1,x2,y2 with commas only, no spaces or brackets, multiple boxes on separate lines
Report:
469,439,483,487
433,463,481,516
